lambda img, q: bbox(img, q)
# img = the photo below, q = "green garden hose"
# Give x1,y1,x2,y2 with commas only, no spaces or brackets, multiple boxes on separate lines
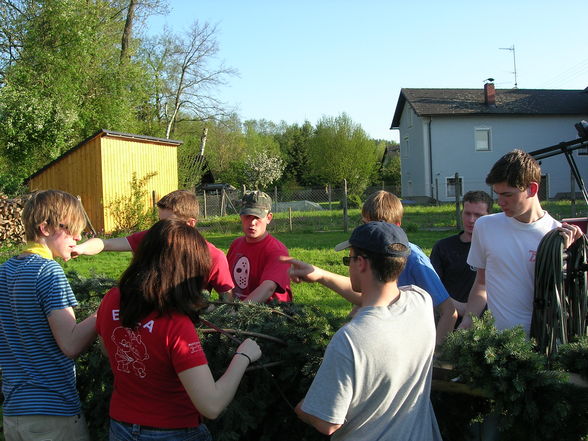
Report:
531,230,588,359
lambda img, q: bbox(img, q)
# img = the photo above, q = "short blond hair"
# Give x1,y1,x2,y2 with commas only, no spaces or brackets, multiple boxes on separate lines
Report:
22,190,87,241
156,190,199,222
361,191,403,224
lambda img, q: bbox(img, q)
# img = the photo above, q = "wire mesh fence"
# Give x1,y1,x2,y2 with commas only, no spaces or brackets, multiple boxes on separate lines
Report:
195,183,401,234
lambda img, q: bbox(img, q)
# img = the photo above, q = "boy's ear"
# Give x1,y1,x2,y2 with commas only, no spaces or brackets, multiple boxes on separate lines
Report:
38,222,51,237
266,213,273,223
186,218,197,228
528,182,539,197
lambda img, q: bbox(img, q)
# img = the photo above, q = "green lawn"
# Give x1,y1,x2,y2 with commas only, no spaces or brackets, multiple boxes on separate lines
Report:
1,200,584,320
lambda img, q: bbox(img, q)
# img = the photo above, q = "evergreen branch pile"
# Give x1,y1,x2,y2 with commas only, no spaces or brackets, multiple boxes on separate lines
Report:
200,302,339,441
440,312,588,441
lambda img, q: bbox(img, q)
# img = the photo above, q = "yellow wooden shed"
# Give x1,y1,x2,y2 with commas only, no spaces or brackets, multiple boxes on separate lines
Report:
26,129,181,233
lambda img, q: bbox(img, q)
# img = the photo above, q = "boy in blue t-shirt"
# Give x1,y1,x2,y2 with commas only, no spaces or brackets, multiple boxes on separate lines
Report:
0,190,96,441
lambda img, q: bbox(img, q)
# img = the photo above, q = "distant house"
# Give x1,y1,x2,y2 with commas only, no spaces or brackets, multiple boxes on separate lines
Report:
26,129,181,232
390,84,588,201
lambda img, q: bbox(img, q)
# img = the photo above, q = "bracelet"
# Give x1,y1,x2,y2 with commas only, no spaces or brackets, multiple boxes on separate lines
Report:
235,352,252,364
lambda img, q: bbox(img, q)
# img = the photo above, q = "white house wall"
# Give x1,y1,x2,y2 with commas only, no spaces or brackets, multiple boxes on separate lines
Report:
398,105,429,198
406,114,588,201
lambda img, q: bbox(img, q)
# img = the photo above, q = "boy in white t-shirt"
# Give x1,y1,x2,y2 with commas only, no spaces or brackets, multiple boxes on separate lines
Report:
459,149,582,334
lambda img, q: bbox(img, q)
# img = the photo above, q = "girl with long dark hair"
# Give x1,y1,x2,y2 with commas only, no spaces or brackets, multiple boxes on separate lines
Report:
97,219,261,440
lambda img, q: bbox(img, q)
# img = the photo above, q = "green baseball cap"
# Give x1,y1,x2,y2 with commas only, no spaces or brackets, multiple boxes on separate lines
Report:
240,191,272,217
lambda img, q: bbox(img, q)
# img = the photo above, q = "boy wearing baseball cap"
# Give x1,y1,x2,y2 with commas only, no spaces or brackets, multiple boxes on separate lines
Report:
293,222,441,440
226,191,292,303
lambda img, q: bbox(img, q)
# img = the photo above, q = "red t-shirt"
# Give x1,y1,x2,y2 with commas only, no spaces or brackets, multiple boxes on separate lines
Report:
96,287,208,428
226,234,292,302
126,230,234,294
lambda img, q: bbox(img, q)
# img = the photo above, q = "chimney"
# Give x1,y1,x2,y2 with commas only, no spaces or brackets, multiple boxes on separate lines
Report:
484,82,496,106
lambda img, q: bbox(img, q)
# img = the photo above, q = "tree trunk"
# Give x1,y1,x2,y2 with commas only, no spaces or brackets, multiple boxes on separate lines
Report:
120,0,137,63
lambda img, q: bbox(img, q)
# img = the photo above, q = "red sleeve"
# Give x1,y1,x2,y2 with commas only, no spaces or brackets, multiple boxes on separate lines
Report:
170,317,209,374
260,239,292,302
206,242,234,293
126,230,148,252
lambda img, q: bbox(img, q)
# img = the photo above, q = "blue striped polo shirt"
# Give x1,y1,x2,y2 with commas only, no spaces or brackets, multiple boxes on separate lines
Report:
0,254,81,416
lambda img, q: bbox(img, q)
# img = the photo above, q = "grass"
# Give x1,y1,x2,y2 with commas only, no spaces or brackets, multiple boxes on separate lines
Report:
1,200,584,319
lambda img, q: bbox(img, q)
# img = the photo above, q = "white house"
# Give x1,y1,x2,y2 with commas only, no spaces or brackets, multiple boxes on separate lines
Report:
390,84,588,201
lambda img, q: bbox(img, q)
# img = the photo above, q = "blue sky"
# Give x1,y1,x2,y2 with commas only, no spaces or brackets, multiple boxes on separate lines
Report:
146,0,588,142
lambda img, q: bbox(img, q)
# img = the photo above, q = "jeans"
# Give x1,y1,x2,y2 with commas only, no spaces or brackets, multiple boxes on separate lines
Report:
109,419,212,441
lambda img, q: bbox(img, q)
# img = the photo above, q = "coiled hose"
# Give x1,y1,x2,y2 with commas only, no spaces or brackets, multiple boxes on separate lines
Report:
531,229,588,359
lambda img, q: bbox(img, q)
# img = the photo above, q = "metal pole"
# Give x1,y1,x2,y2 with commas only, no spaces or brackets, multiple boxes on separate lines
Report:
288,207,292,232
203,190,207,219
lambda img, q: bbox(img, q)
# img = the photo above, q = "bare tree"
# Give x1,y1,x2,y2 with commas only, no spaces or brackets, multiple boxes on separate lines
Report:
144,21,237,139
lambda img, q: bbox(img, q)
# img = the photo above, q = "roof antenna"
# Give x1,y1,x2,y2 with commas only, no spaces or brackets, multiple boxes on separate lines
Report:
499,45,518,89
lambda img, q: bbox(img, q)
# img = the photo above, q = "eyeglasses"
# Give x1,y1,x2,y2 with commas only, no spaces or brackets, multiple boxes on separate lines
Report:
342,255,367,266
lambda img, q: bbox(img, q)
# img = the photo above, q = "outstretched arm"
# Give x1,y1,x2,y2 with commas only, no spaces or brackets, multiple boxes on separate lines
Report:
458,269,487,330
178,338,261,419
280,256,361,305
71,237,132,257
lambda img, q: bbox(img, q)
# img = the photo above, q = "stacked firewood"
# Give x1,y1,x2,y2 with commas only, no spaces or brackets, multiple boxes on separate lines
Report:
0,195,26,244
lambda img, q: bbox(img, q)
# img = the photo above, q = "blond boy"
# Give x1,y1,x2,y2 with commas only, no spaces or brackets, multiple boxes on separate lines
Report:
0,190,96,441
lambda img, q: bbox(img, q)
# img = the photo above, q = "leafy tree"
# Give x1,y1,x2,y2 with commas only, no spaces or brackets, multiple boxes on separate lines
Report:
0,0,153,192
307,113,382,196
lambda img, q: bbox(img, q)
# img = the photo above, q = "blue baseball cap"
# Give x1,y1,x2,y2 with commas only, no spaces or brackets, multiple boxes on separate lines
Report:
334,222,411,257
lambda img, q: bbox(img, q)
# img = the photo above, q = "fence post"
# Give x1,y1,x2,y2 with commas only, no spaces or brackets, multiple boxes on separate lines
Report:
343,179,349,233
274,186,278,213
289,207,293,232
454,172,462,230
328,184,332,211
203,190,207,219
221,189,226,216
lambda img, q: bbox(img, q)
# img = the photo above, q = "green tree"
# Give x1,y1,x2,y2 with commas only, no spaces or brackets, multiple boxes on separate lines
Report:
307,113,381,196
275,121,313,187
0,0,153,193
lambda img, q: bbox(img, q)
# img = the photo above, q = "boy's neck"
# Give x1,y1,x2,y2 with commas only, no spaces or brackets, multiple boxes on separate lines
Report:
360,281,401,308
514,200,545,223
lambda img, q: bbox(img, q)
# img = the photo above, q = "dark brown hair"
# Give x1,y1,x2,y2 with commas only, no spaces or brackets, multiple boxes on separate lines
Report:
463,190,493,213
485,149,541,190
352,244,407,283
118,219,211,328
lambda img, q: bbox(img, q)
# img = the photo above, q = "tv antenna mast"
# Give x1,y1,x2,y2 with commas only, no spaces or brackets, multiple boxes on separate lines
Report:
499,44,518,88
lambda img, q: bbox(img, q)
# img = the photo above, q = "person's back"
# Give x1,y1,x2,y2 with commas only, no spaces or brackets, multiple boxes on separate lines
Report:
294,222,441,440
0,190,96,440
317,286,439,440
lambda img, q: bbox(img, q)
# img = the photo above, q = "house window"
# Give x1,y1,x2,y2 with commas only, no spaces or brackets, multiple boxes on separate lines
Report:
475,128,491,151
402,136,410,158
446,176,463,198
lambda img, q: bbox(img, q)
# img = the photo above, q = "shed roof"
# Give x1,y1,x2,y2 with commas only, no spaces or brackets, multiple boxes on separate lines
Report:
390,88,588,128
26,129,182,182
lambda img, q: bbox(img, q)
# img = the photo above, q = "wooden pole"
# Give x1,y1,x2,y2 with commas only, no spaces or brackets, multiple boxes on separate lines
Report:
454,172,462,230
343,179,348,233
